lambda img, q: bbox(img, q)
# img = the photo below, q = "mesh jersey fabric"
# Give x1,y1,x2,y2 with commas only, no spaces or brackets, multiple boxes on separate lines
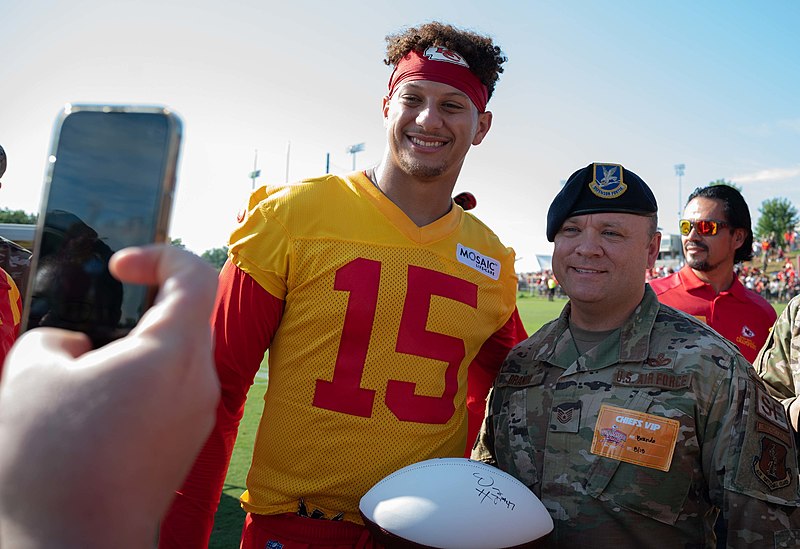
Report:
229,171,519,522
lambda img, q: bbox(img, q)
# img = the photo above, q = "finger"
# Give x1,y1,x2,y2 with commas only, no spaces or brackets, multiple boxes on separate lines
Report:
109,245,217,308
9,328,92,361
109,245,213,287
2,329,92,382
108,244,217,338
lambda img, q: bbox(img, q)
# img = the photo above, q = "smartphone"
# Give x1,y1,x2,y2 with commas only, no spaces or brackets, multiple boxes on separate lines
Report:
21,104,182,347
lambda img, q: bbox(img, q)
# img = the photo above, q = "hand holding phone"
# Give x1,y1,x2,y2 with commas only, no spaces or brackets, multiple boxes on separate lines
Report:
22,104,183,346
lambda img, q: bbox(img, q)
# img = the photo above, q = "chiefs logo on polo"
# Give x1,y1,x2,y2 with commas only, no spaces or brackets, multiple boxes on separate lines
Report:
424,46,470,68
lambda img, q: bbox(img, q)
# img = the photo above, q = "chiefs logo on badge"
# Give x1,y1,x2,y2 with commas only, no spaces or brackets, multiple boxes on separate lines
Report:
753,436,792,490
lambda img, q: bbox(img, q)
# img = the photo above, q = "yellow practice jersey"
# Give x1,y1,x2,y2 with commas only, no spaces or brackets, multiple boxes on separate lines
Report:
230,172,518,522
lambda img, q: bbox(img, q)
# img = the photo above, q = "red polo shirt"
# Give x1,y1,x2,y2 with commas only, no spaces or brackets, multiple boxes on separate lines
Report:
649,265,776,363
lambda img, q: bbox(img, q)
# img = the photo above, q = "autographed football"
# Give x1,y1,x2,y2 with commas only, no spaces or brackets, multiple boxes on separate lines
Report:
359,458,553,548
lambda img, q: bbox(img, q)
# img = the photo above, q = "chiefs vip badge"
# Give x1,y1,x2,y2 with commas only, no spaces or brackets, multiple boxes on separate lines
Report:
591,404,680,472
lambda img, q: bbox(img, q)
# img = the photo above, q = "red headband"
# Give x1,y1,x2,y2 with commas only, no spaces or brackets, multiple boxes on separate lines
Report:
387,46,489,113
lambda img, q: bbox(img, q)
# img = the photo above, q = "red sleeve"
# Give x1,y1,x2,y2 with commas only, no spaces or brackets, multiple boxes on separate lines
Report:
0,270,21,374
464,307,527,456
158,260,284,548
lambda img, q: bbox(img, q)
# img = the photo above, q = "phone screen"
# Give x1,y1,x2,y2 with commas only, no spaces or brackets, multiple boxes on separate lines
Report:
23,106,181,346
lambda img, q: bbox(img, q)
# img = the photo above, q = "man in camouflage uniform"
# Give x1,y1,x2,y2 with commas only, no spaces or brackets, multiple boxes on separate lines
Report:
756,295,800,426
473,163,800,547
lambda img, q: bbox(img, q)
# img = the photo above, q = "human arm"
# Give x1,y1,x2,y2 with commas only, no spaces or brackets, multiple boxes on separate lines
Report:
158,259,284,548
0,245,219,549
465,308,526,456
707,355,800,546
470,394,499,466
0,268,22,372
754,297,800,429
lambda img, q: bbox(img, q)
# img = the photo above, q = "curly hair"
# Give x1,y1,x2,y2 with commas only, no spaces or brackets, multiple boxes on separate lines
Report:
384,21,506,101
686,184,754,263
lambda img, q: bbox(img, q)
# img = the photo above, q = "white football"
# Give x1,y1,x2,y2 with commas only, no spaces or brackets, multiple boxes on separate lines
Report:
359,458,553,548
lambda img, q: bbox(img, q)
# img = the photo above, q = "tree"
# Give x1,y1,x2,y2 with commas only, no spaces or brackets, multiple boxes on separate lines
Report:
169,237,186,249
755,198,799,248
708,179,742,192
0,208,36,224
201,246,229,271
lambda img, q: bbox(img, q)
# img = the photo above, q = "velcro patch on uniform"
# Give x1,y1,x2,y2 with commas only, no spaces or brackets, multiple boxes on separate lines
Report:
456,244,500,280
590,404,680,472
753,436,792,491
643,352,674,368
613,368,690,390
550,401,582,433
756,420,793,446
756,386,790,432
496,369,545,388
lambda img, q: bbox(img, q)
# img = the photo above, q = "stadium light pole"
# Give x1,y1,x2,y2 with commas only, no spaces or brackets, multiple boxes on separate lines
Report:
249,149,261,190
347,142,365,171
285,141,291,183
674,163,685,223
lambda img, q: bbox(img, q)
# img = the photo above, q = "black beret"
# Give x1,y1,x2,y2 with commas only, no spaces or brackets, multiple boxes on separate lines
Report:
546,162,658,241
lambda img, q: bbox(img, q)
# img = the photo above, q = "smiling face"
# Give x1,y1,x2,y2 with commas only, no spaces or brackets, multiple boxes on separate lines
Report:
682,196,745,275
553,212,661,328
381,80,492,182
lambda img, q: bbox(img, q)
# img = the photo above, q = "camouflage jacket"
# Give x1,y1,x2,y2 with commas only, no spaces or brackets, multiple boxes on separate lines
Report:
0,236,31,301
756,295,800,404
473,287,800,548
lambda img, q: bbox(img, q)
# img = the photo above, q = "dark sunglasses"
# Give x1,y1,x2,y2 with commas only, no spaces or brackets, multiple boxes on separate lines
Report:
679,219,730,236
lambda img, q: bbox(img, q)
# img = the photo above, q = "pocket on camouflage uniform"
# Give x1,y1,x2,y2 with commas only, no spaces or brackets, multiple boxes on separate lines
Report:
493,387,546,492
585,390,699,525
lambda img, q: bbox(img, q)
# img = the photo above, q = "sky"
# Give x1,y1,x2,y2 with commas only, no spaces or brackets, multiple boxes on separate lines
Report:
1,0,798,273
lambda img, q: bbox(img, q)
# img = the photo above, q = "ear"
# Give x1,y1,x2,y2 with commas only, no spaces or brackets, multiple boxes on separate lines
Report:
382,96,391,122
471,111,493,146
646,232,662,269
732,228,746,250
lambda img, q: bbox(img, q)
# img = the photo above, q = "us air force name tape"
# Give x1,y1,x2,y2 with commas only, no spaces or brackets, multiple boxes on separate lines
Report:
546,162,658,242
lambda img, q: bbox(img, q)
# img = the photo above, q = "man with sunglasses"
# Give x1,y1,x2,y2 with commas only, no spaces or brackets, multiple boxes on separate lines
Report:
473,164,800,547
650,184,775,363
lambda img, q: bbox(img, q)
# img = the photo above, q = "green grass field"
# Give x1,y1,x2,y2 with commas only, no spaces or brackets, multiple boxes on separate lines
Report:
207,293,785,547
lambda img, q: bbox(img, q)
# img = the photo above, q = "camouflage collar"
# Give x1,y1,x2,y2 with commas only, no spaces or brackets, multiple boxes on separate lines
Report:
528,287,658,368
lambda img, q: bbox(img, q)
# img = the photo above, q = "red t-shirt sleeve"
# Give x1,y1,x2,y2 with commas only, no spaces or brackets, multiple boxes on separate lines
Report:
158,260,284,548
464,307,527,456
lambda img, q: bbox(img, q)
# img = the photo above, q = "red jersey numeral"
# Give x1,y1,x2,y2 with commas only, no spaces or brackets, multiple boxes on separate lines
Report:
312,258,379,417
313,259,478,424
